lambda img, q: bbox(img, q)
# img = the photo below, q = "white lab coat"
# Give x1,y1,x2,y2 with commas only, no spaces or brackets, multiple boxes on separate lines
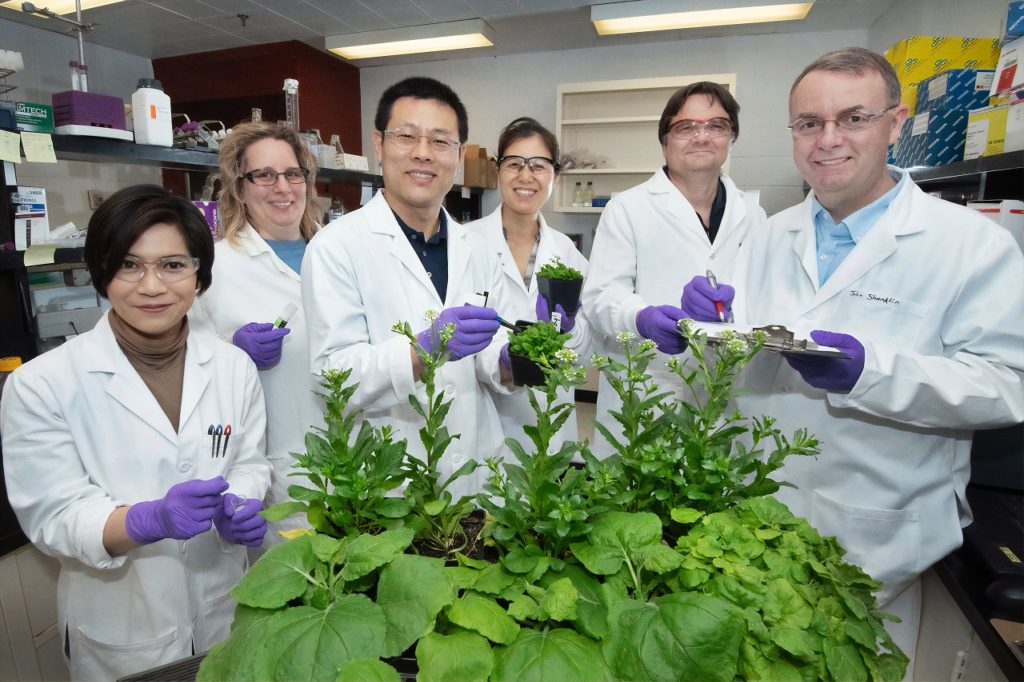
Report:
191,225,323,545
302,191,512,498
0,313,271,682
465,206,592,456
732,170,1024,608
582,169,766,456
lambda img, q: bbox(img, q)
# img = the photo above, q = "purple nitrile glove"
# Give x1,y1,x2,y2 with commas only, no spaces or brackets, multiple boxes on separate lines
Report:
535,294,577,332
499,343,511,371
232,322,290,370
125,476,229,545
416,305,500,360
680,275,735,322
635,305,688,355
784,330,866,393
213,493,267,547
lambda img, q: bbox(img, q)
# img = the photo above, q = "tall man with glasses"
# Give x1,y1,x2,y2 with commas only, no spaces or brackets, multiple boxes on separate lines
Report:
582,81,766,457
684,47,1024,674
302,77,514,498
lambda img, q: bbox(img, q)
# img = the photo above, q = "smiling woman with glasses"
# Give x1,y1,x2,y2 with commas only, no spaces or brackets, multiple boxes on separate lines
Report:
0,184,272,681
242,166,310,185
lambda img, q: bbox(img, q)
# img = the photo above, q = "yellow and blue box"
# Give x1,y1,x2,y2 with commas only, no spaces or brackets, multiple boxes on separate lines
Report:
886,36,1001,87
964,104,1009,159
894,107,969,167
916,69,994,114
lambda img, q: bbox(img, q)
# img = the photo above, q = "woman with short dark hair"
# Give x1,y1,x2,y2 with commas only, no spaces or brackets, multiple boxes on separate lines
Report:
1,184,271,681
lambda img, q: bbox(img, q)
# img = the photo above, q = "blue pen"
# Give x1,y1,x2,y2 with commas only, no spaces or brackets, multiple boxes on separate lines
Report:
494,315,517,331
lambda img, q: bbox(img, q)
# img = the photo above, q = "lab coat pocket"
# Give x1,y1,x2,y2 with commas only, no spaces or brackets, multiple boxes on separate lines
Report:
810,489,921,606
197,589,236,650
842,292,927,349
72,624,180,681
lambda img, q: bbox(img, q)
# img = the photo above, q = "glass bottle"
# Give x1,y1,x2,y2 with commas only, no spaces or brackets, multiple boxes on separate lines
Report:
584,181,594,207
572,181,583,207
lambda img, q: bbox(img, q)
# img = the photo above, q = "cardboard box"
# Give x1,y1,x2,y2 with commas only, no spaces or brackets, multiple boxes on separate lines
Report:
916,69,994,114
964,104,1008,158
14,102,54,133
886,36,1001,87
968,199,1024,253
894,107,969,167
1005,96,1024,151
901,84,918,116
1006,1,1024,40
462,144,496,189
9,186,49,249
991,35,1024,96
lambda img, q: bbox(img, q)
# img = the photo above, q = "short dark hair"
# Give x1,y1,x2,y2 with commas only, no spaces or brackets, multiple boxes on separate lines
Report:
85,184,214,298
657,81,740,144
374,76,469,143
791,47,902,109
497,117,560,169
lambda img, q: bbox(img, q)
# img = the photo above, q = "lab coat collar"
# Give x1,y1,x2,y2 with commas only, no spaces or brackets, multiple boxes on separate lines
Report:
234,224,302,283
645,169,747,247
81,311,214,444
481,205,557,297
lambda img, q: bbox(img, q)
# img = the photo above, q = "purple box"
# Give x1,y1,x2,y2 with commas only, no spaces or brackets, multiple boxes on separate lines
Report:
51,91,126,129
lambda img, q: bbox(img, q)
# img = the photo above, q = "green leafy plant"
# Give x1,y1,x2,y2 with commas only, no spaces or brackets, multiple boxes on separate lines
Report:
535,256,583,281
506,320,570,367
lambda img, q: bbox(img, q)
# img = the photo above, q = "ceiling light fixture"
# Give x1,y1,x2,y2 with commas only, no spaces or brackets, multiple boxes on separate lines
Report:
1,0,123,13
326,19,495,60
591,0,814,36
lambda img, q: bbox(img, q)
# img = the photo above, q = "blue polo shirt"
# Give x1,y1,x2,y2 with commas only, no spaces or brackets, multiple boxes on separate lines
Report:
394,210,448,300
813,171,905,286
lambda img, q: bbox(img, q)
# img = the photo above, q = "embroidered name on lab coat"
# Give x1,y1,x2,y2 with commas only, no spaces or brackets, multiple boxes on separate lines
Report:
849,290,900,305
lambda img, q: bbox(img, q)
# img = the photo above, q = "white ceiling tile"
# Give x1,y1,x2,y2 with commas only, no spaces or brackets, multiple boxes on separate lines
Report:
363,1,430,25
306,0,391,30
409,0,475,22
462,0,524,16
516,0,575,11
143,0,226,20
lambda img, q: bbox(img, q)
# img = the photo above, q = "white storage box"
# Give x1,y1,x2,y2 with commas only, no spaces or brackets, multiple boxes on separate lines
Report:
968,199,1024,253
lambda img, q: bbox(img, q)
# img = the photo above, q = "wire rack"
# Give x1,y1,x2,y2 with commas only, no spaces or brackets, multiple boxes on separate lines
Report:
0,68,15,99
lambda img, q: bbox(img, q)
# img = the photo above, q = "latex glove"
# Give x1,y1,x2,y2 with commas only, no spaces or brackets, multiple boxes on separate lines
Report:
232,322,290,370
635,305,688,355
125,476,229,544
213,493,267,547
535,294,577,332
680,275,735,322
784,330,866,393
499,343,512,371
416,305,500,360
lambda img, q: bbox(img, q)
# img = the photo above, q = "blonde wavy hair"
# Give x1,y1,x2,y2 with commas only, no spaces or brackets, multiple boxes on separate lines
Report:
216,122,321,244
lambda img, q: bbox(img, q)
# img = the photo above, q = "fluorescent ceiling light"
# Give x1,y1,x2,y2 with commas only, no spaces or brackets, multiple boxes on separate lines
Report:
0,0,124,13
592,0,814,35
327,19,495,60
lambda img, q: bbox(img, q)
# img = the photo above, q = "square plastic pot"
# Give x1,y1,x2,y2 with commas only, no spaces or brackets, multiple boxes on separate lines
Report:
536,276,583,316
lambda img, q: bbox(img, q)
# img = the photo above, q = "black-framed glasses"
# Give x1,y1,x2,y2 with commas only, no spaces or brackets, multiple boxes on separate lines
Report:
382,127,461,153
497,155,559,175
243,167,310,185
667,117,733,141
113,256,200,283
788,106,896,138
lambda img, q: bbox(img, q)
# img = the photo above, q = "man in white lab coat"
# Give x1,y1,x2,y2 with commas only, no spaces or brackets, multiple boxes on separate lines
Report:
582,81,766,456
689,47,1024,675
302,77,513,498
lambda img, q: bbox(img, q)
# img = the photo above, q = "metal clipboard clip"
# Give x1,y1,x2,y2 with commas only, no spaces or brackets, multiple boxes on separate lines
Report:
748,324,850,359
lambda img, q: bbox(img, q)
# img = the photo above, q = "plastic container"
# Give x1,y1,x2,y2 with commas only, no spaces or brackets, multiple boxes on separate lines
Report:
131,78,173,147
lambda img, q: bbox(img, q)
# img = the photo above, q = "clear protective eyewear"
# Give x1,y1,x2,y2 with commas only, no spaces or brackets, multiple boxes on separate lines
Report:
113,255,200,283
667,117,733,141
497,155,559,175
243,167,310,185
788,106,896,138
383,127,461,154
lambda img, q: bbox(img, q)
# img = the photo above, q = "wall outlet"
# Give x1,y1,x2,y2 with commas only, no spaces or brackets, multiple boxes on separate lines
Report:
87,190,105,209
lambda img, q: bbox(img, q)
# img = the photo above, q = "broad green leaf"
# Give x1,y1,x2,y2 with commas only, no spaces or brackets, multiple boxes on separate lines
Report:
763,579,813,629
507,594,544,622
540,578,578,622
197,606,275,682
472,563,517,595
287,485,324,502
445,566,481,591
447,593,520,645
502,547,540,574
771,625,820,660
312,534,343,562
570,541,625,575
547,564,609,639
336,658,400,682
823,639,869,682
231,535,317,609
638,544,684,574
670,507,704,524
604,594,744,682
424,498,447,516
256,596,387,681
415,630,494,682
492,628,609,682
377,554,453,657
262,500,307,521
339,528,415,581
590,511,662,550
376,497,412,518
455,553,492,570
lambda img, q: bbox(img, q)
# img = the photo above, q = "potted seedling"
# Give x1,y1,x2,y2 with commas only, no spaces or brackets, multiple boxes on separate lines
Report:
506,320,570,387
535,257,584,317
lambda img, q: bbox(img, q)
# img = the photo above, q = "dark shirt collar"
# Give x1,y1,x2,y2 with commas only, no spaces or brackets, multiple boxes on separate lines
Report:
393,209,447,245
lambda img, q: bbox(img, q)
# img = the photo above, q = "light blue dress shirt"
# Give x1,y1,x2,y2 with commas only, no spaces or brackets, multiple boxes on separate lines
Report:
812,171,905,286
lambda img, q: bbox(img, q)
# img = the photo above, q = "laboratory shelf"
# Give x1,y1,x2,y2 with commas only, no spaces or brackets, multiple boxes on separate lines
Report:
908,150,1024,203
0,247,85,272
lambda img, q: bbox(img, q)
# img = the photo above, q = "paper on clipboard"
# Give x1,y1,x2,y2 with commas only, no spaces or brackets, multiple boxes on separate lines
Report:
690,322,851,359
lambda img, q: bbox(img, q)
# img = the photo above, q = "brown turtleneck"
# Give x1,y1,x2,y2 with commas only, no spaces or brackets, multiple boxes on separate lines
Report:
108,310,188,432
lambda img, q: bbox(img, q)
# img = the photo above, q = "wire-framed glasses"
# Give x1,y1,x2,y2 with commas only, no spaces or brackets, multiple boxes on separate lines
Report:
243,167,309,185
383,127,461,153
113,256,200,283
497,155,558,175
788,106,896,138
667,117,733,141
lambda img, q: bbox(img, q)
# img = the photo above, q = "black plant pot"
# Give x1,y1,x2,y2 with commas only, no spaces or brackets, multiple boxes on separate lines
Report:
509,349,546,387
536,276,583,317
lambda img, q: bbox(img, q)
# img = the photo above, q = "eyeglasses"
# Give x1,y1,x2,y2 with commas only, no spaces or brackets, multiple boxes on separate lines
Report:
788,106,896,138
497,155,559,175
382,127,461,154
113,256,200,283
667,118,733,141
243,167,309,185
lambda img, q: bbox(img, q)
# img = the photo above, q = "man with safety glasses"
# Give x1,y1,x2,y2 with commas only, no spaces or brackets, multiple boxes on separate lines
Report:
582,80,766,457
684,47,1024,677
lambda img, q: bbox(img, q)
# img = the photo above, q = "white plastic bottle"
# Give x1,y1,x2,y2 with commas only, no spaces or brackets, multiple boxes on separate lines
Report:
131,78,173,147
